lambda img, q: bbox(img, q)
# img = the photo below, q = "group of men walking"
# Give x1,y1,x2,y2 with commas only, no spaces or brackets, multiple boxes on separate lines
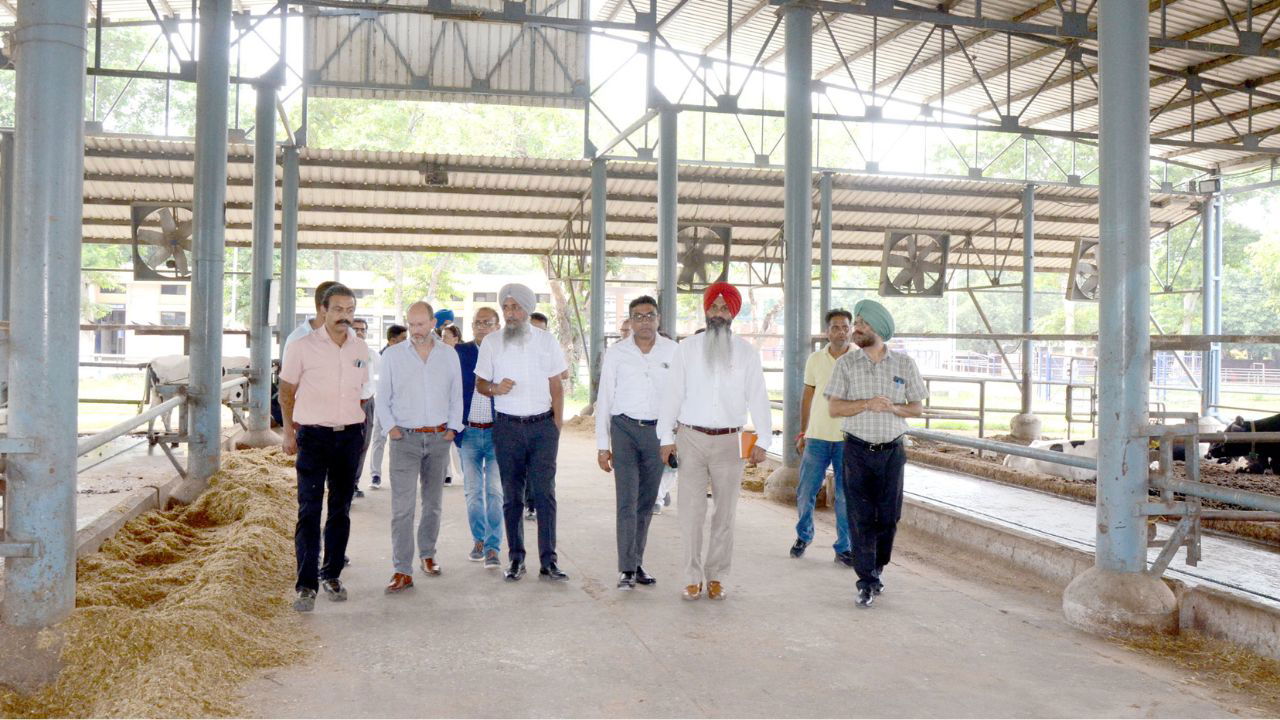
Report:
279,276,925,613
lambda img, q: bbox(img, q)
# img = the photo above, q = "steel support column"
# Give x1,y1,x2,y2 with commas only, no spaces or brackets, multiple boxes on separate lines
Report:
183,0,232,492
589,157,606,403
278,144,299,359
1020,183,1035,416
1063,0,1175,635
1201,193,1223,417
2,0,87,628
238,83,280,447
0,131,13,405
819,171,833,319
782,0,813,469
657,108,678,334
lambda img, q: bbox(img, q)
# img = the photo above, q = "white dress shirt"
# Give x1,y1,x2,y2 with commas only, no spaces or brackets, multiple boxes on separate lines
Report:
657,332,773,452
595,334,678,450
474,326,568,416
361,347,380,401
374,336,464,433
284,319,321,352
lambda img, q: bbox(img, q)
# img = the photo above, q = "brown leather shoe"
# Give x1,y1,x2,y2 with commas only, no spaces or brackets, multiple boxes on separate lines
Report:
707,581,726,600
682,583,702,601
384,573,414,594
422,557,442,576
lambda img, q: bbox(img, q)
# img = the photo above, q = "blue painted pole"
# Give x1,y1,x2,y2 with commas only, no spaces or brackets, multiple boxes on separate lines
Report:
1021,183,1035,416
278,145,299,361
1094,0,1152,575
589,157,606,403
657,108,678,334
819,171,833,319
782,0,813,469
2,0,86,628
1200,196,1218,417
239,82,280,447
184,0,232,492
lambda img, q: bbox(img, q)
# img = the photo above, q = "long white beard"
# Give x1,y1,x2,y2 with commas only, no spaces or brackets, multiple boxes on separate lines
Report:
503,320,530,346
703,322,734,372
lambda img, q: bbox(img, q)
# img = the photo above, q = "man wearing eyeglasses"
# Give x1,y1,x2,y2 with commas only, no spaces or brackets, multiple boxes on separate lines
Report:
455,306,505,569
595,296,676,590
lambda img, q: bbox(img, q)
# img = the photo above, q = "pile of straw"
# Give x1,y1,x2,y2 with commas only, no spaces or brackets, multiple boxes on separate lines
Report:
1,448,306,718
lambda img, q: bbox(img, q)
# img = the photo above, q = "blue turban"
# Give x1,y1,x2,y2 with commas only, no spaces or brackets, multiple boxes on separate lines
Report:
434,309,455,329
854,299,894,341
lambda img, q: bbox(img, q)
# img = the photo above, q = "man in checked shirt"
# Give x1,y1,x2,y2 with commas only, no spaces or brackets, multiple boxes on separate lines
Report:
824,299,926,609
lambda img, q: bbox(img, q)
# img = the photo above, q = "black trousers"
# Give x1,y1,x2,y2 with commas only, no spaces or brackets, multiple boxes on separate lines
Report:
294,424,364,591
610,415,663,572
494,412,560,568
841,435,906,590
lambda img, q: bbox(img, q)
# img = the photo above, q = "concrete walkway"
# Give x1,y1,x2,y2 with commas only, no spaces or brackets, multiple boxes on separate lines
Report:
241,427,1262,718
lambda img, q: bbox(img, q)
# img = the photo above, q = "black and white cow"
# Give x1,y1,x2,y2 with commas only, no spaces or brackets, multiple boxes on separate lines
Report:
1206,413,1280,474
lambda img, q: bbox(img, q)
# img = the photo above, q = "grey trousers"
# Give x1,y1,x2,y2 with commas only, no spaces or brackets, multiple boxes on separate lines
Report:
610,416,664,573
368,415,387,480
388,429,451,575
675,428,744,586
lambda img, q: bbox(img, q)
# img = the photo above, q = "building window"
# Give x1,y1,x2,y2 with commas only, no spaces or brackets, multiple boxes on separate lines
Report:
352,288,375,299
160,311,187,326
160,284,187,296
94,306,126,356
536,294,551,304
473,292,497,302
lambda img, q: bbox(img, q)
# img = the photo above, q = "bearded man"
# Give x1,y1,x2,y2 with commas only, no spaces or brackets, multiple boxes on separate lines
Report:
475,283,570,583
824,299,927,609
657,282,772,602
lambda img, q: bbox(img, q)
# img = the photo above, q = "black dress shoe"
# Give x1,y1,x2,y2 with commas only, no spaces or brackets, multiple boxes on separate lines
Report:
634,566,656,585
504,561,526,582
871,580,884,595
617,571,636,589
790,538,809,558
539,564,569,581
856,587,874,608
834,551,855,568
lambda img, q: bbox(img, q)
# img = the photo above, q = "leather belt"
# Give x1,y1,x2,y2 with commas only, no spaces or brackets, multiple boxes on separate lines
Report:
616,414,658,427
496,410,553,424
295,423,353,432
682,423,741,436
407,424,448,433
466,421,494,429
844,433,902,452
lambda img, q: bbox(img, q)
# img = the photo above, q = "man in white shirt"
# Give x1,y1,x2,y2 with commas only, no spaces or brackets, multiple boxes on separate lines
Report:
475,283,569,583
376,302,464,594
658,282,771,602
350,317,379,499
284,280,339,351
596,295,677,590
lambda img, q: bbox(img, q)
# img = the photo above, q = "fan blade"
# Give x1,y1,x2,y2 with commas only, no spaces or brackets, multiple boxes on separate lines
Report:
137,228,167,248
1080,276,1099,294
173,250,190,276
893,268,913,287
1078,262,1098,275
915,262,944,274
158,207,177,234
886,254,912,268
147,244,174,266
912,267,928,291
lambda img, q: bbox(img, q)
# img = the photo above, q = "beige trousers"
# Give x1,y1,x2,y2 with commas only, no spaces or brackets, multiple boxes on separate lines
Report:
676,428,745,587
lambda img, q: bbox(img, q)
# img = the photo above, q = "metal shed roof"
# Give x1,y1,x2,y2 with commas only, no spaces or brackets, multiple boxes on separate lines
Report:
81,135,1202,273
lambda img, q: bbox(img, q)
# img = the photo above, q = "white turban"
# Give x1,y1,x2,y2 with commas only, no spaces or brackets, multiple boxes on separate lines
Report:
499,283,537,314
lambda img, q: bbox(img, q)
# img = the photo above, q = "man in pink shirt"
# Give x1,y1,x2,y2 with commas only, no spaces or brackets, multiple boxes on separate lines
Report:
279,283,370,612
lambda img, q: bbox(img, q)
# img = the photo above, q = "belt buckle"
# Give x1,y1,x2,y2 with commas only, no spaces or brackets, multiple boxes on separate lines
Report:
334,425,345,432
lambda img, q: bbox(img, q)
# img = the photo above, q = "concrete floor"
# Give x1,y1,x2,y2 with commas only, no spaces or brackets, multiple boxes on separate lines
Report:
240,427,1264,718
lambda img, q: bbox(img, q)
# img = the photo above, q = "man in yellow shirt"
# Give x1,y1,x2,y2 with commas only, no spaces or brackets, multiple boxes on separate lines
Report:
790,309,854,566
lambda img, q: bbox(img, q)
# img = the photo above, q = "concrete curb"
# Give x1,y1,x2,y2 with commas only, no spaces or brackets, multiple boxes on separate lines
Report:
73,476,182,558
897,493,1280,660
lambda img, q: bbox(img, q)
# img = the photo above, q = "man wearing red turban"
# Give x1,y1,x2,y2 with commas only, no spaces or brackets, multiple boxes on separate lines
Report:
657,282,772,602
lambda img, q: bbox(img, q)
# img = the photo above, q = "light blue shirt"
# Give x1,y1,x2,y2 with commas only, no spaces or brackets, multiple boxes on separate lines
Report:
375,336,464,433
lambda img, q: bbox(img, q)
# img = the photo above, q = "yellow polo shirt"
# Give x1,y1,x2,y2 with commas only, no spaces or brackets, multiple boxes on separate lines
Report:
804,345,847,442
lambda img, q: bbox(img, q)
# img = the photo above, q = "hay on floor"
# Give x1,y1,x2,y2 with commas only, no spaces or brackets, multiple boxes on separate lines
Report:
0,447,306,718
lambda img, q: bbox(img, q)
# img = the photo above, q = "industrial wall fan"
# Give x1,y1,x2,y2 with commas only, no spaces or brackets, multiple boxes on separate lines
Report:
879,230,950,297
1065,239,1100,301
132,204,194,281
676,224,732,292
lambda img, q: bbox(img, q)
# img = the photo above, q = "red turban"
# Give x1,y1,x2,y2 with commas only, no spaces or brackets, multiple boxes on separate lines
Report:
703,282,742,317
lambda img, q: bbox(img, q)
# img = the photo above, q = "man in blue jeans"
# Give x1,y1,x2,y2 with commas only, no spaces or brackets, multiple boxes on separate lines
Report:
456,306,504,568
791,308,854,566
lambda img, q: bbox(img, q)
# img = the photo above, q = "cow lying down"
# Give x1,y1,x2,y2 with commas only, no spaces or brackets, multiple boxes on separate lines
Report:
1002,439,1098,482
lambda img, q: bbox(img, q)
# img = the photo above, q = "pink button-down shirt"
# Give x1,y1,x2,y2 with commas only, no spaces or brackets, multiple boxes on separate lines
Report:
279,326,370,427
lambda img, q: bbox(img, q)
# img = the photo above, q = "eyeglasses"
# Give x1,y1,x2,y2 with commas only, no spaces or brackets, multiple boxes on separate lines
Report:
629,312,658,322
473,319,498,327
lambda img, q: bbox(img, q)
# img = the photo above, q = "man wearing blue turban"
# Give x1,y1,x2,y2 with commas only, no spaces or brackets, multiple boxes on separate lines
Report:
823,299,928,608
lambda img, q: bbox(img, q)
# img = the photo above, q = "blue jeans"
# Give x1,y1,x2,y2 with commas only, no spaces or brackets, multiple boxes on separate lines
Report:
460,427,503,554
795,438,850,554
